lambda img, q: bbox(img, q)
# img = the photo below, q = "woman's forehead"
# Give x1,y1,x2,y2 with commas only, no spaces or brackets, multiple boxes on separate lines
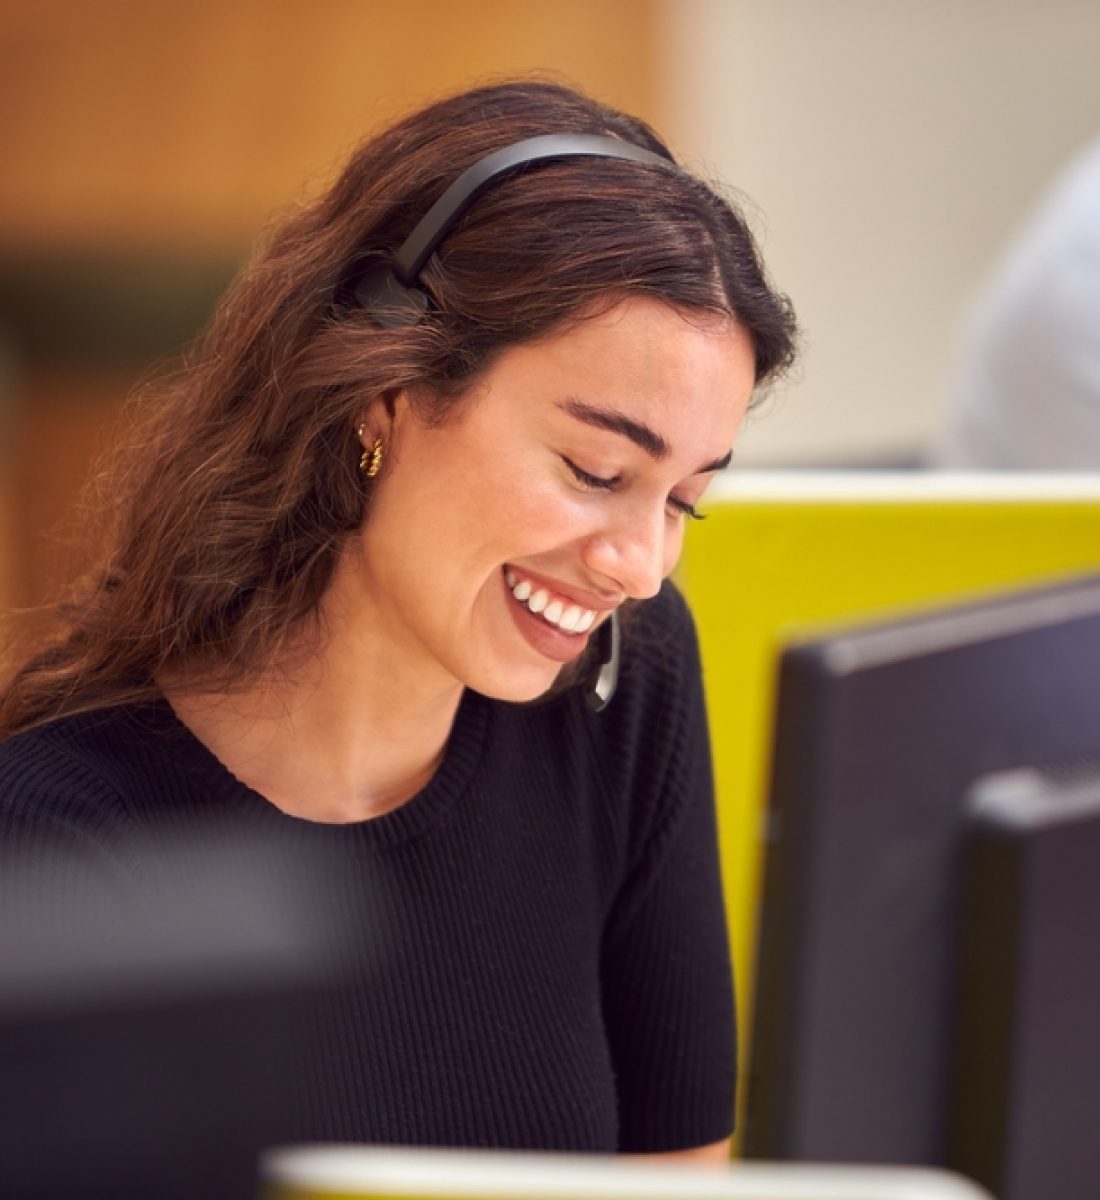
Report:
478,297,755,443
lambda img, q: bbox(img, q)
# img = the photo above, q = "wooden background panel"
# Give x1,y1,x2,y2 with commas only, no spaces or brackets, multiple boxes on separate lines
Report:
0,0,660,249
3,370,136,615
0,0,660,616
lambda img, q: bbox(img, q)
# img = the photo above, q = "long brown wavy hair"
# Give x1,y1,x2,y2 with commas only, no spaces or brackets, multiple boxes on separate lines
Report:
0,79,797,739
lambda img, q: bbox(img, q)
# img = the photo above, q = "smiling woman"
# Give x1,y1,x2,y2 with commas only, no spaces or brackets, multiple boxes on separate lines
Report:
348,298,757,711
0,81,796,1157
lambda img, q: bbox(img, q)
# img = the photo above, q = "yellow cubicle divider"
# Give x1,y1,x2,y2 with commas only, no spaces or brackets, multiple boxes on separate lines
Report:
676,472,1100,1139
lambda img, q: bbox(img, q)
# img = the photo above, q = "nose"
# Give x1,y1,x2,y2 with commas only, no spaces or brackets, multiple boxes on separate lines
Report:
581,503,677,601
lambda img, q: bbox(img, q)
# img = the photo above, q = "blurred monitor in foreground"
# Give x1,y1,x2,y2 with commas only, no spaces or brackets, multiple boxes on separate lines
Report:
0,831,337,1200
745,572,1100,1200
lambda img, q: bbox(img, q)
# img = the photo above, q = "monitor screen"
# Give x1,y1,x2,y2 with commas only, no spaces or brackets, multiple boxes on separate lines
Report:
743,572,1100,1199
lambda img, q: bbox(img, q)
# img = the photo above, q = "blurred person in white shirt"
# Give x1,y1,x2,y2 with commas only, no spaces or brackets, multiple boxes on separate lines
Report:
939,138,1100,469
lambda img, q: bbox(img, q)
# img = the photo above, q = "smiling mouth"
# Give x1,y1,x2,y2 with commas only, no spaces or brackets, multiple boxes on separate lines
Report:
503,568,598,635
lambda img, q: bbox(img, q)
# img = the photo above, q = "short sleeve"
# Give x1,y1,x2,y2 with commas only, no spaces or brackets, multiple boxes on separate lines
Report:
598,589,736,1152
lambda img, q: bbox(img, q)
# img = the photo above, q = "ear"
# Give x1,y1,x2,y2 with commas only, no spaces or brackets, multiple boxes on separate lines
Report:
356,389,405,443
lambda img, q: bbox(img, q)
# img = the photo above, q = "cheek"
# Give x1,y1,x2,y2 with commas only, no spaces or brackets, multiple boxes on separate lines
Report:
376,453,590,573
460,462,593,549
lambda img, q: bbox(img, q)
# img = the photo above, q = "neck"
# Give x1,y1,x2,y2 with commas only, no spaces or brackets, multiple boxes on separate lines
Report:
164,550,465,824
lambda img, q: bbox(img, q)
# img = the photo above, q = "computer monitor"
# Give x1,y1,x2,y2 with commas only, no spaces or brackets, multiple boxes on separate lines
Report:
743,572,1100,1200
949,763,1100,1200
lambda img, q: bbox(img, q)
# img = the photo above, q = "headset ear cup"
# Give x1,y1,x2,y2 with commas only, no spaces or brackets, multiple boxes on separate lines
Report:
353,268,429,329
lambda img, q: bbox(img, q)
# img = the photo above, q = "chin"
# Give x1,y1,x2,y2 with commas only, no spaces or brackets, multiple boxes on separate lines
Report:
446,596,587,703
471,668,564,705
457,651,569,705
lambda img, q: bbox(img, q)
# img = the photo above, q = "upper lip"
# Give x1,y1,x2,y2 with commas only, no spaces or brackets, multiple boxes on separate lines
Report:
504,564,620,613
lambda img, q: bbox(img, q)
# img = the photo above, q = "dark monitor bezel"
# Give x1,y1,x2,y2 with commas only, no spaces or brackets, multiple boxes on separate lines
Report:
743,572,1100,1166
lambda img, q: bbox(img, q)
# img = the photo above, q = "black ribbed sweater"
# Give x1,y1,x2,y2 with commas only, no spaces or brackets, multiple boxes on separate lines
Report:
0,583,735,1153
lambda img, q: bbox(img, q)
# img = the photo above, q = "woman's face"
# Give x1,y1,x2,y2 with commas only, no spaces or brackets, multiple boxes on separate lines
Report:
355,296,757,703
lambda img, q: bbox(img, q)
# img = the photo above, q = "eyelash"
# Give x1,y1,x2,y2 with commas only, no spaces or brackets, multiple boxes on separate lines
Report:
562,458,705,521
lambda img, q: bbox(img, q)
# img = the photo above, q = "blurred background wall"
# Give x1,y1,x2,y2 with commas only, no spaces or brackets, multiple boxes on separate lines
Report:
660,0,1100,465
2,0,1099,609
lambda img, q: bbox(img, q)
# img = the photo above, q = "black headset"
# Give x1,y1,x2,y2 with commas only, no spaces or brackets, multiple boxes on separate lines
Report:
350,132,673,330
583,609,622,714
351,132,671,709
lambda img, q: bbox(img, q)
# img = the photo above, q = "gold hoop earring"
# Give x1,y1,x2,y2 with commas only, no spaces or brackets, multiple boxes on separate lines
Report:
359,437,383,479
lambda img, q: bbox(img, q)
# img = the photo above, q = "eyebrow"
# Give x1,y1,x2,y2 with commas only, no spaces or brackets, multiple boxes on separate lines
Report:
557,396,732,475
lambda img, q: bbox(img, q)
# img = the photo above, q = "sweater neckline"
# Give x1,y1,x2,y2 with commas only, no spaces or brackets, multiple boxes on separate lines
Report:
136,689,491,854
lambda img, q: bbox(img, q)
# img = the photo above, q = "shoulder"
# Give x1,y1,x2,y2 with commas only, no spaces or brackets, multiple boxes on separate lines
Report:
0,705,203,929
0,706,151,845
629,576,700,658
562,581,709,825
611,579,705,732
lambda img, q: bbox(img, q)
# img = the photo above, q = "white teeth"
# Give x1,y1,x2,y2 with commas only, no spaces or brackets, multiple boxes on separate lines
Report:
558,605,581,632
508,574,598,634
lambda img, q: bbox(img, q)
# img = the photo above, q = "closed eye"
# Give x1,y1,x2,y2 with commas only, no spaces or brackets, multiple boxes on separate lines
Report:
563,457,618,491
563,456,705,521
668,496,706,521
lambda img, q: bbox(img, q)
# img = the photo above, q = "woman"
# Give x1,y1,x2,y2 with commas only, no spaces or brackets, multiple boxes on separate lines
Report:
0,81,795,1158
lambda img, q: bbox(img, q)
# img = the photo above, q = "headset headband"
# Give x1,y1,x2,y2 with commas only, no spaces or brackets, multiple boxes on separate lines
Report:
352,133,674,329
